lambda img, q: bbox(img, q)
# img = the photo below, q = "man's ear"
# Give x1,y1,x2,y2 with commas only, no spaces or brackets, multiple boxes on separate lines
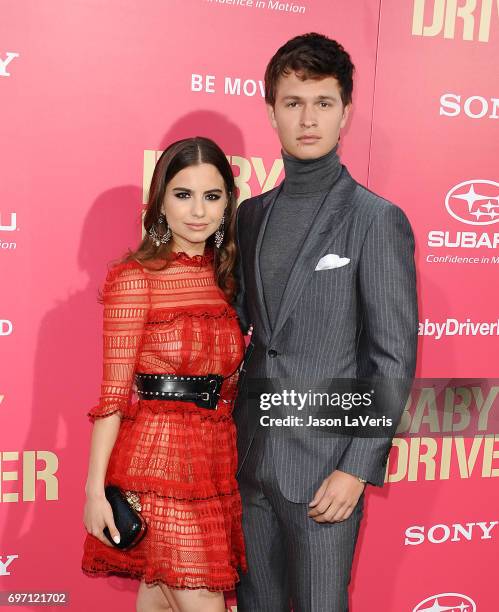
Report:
266,104,277,129
340,103,351,129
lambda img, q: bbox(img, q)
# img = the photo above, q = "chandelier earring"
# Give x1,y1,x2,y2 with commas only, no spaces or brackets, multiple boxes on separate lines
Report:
148,213,172,247
214,215,225,249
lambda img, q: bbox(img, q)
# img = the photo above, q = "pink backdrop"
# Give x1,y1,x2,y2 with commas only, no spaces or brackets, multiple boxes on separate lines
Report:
1,1,497,610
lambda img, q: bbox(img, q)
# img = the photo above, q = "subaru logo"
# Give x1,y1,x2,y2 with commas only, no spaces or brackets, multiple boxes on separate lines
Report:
413,592,476,612
445,180,499,226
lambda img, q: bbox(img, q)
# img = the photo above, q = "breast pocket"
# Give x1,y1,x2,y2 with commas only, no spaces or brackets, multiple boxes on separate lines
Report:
308,262,357,319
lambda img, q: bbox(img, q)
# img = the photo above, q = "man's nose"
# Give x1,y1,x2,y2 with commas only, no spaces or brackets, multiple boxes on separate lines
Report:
300,104,317,127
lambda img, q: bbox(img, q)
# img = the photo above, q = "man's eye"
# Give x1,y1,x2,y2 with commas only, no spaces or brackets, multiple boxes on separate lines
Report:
286,102,298,108
175,192,190,199
319,102,330,108
206,193,222,201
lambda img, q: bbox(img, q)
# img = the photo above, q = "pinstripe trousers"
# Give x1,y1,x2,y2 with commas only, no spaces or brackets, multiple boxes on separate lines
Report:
236,434,364,612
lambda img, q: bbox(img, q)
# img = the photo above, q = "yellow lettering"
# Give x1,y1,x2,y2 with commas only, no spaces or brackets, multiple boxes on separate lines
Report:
422,0,446,36
408,437,437,481
229,156,252,202
439,436,452,479
410,388,440,433
413,0,498,41
251,157,283,193
386,438,409,483
444,0,477,40
1,451,19,503
395,393,412,433
442,387,471,432
478,0,496,42
474,386,499,431
22,451,36,502
35,451,59,501
455,435,482,477
482,434,499,477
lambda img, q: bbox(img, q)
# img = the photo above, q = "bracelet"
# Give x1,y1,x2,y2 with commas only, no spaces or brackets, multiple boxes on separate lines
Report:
358,477,367,484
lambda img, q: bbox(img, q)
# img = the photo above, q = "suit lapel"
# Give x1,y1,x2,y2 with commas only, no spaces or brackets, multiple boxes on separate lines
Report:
270,168,357,342
253,183,284,341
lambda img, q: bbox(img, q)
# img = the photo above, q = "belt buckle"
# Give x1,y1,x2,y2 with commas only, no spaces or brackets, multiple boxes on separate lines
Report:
196,377,221,410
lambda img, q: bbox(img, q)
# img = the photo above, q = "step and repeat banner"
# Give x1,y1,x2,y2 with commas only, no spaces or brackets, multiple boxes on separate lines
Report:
1,1,497,610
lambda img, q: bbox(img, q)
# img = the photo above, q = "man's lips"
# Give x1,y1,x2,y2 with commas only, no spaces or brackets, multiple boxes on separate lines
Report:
298,135,321,143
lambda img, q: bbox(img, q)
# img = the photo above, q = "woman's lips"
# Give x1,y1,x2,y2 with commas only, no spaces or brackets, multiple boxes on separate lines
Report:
185,223,209,231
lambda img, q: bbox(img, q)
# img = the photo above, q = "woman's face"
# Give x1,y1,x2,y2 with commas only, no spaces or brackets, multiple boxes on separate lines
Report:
162,163,228,255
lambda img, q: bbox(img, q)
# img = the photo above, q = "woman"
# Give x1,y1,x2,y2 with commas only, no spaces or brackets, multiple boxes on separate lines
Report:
82,137,246,612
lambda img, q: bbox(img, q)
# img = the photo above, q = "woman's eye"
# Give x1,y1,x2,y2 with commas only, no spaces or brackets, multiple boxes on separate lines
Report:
175,192,190,199
206,193,221,201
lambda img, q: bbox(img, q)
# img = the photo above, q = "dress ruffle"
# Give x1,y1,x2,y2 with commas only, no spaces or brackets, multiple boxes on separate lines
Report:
82,489,246,591
168,249,214,266
147,303,237,324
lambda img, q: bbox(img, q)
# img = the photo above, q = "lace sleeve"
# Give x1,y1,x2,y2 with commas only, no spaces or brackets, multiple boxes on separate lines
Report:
88,262,150,421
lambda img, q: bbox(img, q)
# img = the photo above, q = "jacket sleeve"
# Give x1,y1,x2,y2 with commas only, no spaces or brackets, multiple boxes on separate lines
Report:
88,262,150,421
233,201,251,334
336,203,418,486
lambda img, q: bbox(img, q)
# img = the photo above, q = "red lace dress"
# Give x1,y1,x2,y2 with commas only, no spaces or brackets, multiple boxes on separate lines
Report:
81,250,247,591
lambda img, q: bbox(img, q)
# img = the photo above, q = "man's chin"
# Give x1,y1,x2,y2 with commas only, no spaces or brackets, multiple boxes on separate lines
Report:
283,140,338,160
288,147,329,160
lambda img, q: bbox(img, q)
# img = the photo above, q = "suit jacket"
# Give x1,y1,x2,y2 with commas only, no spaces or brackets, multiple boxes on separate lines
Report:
233,165,418,502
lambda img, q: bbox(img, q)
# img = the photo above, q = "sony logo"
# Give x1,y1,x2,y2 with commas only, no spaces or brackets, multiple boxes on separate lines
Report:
412,0,498,43
440,93,499,119
405,521,498,545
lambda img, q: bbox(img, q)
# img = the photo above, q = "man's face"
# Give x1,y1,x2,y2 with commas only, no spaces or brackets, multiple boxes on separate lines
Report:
267,71,351,160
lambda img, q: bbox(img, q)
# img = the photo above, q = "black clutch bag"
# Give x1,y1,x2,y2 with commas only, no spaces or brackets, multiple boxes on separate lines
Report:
103,485,147,550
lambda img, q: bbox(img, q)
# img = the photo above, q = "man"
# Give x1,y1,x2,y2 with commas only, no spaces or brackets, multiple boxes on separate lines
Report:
233,33,418,611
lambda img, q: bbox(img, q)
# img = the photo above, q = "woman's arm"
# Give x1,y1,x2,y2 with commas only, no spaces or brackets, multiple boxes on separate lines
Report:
83,261,150,545
85,414,121,495
83,415,121,546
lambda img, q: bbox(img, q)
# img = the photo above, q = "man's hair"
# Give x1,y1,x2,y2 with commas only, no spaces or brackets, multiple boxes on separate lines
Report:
264,32,355,107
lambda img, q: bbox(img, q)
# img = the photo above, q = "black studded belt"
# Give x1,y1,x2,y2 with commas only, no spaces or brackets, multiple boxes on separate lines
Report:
135,373,224,410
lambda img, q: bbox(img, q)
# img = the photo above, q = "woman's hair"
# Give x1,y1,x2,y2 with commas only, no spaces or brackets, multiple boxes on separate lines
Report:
265,32,355,108
124,136,238,300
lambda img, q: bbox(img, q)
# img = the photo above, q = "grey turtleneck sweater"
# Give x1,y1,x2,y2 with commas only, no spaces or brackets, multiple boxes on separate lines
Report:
260,145,342,328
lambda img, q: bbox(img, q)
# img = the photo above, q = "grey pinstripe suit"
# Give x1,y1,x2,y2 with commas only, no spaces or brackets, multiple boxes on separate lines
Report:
233,165,418,611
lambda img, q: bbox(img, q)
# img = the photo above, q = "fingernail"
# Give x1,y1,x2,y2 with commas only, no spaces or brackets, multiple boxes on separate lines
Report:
113,535,120,544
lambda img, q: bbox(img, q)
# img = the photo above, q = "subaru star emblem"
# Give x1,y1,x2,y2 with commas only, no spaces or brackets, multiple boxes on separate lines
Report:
413,592,477,612
446,180,499,226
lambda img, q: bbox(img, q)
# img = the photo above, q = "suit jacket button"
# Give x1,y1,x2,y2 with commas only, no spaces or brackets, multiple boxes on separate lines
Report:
268,349,278,358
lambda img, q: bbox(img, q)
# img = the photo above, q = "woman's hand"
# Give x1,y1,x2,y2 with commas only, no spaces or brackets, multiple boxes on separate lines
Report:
83,491,120,547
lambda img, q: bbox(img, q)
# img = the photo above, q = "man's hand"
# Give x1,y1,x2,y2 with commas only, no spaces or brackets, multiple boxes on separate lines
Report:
308,469,365,523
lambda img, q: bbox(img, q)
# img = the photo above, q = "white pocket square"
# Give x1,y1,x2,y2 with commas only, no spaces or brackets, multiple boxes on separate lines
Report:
315,253,350,271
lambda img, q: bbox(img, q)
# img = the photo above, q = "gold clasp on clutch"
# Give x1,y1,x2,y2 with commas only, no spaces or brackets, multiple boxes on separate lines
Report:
125,490,142,512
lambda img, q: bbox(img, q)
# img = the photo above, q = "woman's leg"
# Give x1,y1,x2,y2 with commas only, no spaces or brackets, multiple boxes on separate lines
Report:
159,586,226,612
136,580,177,612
